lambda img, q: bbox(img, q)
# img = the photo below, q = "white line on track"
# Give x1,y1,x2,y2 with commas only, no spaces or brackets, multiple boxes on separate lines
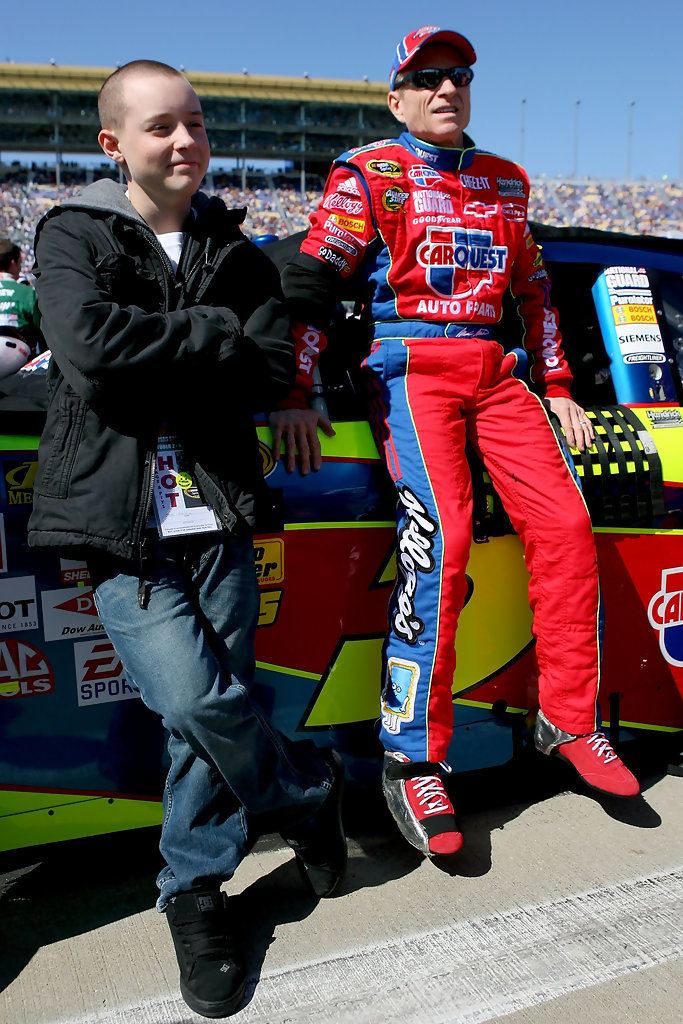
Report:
55,867,683,1024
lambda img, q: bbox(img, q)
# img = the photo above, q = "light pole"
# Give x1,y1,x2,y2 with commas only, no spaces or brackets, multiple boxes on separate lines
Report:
519,97,527,165
626,100,636,179
571,99,581,178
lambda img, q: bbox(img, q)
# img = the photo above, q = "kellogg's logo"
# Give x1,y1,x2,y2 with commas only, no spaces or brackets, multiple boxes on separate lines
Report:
416,226,508,300
648,567,683,667
322,194,364,215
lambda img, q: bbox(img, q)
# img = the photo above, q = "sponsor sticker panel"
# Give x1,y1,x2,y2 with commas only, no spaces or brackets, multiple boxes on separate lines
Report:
646,409,683,430
648,566,683,667
0,513,6,573
603,267,666,365
0,458,37,507
0,575,38,633
59,558,91,585
0,637,54,699
73,638,139,707
254,539,284,586
41,586,106,642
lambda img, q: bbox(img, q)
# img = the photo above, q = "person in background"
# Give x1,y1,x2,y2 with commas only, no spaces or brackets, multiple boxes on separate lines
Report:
0,238,43,377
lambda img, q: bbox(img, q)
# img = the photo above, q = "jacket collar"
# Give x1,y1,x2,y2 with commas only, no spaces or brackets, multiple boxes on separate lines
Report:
399,131,477,171
36,179,247,238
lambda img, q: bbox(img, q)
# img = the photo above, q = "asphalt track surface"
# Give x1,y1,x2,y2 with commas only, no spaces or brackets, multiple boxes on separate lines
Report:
1,739,681,1024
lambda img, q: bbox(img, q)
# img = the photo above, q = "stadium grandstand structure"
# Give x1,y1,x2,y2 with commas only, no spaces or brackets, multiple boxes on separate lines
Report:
0,63,398,189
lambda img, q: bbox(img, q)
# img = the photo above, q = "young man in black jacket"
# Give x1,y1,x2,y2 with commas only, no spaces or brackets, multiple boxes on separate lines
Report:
28,60,346,1020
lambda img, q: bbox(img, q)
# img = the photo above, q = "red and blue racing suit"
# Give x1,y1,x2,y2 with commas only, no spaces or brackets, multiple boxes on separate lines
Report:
284,131,600,763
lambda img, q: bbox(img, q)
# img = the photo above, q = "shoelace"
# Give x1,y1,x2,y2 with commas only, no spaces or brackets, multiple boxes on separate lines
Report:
585,731,617,764
409,774,451,815
176,913,234,959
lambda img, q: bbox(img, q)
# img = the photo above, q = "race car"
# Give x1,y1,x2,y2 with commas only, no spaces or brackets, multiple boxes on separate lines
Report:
0,223,682,854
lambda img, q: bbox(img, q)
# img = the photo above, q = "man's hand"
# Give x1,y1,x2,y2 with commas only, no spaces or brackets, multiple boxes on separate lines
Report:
547,396,595,453
269,408,336,475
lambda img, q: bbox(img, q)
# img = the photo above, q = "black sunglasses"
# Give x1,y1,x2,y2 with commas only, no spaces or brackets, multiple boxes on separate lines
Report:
396,66,474,91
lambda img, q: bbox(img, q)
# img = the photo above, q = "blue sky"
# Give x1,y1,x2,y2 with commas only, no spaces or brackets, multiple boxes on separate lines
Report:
2,0,681,180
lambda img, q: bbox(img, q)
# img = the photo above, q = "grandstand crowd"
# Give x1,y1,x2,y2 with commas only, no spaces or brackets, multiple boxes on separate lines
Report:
2,168,681,276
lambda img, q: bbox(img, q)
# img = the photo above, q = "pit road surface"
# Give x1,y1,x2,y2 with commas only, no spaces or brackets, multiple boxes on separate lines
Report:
1,745,681,1024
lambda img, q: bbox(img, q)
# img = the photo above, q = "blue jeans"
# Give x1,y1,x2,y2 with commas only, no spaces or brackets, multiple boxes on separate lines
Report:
91,532,332,910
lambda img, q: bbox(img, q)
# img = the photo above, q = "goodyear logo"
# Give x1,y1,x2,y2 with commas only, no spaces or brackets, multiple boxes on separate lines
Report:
254,538,284,586
366,159,402,177
648,566,683,667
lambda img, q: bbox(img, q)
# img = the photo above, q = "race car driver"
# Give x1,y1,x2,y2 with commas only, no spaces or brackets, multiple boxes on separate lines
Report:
271,25,641,860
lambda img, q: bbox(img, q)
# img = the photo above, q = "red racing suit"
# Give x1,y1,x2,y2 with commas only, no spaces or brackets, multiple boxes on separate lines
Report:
283,131,600,763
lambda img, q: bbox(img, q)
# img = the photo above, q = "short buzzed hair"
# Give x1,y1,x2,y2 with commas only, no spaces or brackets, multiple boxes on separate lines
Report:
98,59,186,129
0,239,21,272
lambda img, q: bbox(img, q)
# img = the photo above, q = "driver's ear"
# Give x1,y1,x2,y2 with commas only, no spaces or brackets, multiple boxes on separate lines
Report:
388,91,406,125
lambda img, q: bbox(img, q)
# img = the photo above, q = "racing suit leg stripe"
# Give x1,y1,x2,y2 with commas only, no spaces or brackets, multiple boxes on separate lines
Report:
469,370,599,734
403,342,474,762
369,341,447,761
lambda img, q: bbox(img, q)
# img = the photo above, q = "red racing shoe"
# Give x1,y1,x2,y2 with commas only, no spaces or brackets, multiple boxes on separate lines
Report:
556,732,641,797
535,709,640,798
382,752,463,857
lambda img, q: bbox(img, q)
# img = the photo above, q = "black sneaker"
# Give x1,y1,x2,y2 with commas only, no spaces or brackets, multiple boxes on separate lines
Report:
165,890,246,1019
281,749,347,898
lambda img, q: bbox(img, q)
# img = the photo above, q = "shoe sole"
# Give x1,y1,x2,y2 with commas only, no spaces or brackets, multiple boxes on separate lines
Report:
180,977,247,1019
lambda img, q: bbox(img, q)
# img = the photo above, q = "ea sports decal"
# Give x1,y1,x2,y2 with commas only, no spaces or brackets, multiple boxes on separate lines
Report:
408,164,444,188
0,638,54,699
416,226,508,300
648,567,683,667
73,638,139,707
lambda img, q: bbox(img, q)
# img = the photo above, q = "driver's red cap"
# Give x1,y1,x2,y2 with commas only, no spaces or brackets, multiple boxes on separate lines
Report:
390,26,477,88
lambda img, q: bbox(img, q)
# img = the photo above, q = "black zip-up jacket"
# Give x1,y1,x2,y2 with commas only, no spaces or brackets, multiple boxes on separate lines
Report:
28,179,294,560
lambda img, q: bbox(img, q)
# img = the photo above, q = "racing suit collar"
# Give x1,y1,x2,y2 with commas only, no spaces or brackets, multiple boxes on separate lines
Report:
399,131,477,171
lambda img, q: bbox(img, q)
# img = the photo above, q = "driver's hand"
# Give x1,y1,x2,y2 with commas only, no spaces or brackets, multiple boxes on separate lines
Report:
547,396,595,453
269,408,336,475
